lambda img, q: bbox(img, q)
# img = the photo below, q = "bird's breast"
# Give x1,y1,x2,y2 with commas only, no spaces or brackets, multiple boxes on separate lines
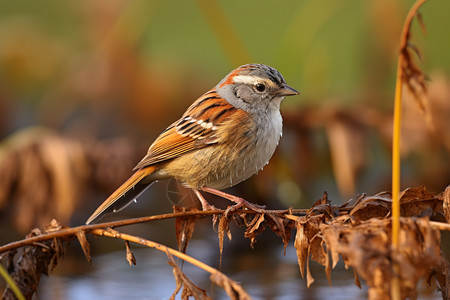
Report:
203,109,282,189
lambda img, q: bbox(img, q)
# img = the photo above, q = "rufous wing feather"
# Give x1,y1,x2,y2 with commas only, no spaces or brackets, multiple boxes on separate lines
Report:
133,89,236,170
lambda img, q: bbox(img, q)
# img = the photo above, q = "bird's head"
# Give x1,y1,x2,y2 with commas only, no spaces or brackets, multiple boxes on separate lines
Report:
217,64,299,112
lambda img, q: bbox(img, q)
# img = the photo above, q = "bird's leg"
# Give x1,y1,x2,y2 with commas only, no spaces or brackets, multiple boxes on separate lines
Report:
200,187,266,216
193,189,218,211
193,189,220,226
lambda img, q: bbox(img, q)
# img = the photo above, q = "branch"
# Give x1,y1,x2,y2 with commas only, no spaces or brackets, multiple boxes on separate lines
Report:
0,208,308,254
0,209,220,254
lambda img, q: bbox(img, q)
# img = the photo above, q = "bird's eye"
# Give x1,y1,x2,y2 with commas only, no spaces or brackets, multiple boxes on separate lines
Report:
254,83,266,92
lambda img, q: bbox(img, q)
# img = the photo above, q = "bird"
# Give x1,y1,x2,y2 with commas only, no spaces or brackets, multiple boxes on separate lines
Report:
86,64,299,224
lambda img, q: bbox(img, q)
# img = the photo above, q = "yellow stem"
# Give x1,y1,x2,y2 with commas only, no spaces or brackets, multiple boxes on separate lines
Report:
392,0,429,253
391,54,404,300
391,1,428,299
392,55,403,249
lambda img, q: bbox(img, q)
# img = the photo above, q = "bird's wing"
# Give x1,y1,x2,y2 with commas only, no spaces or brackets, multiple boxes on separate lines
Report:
133,89,239,170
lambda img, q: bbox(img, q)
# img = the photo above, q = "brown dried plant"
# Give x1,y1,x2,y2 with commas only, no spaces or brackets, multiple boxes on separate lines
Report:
398,0,431,128
0,127,144,233
1,186,449,299
293,187,449,299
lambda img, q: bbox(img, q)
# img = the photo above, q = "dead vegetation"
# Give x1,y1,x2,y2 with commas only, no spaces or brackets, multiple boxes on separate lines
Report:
1,186,449,299
294,187,449,299
0,128,145,232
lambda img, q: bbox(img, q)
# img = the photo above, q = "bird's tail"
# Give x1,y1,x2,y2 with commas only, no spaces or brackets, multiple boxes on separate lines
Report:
86,166,157,224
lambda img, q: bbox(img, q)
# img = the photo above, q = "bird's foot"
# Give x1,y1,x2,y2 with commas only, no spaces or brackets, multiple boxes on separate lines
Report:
223,197,266,218
200,187,266,218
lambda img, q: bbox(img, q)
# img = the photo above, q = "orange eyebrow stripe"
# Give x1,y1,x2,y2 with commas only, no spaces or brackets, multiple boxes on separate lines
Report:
218,66,250,88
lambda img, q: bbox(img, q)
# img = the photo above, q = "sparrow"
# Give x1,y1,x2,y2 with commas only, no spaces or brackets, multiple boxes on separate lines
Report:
86,64,299,224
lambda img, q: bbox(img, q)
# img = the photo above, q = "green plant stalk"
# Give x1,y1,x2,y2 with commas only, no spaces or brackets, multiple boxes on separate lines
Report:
0,263,25,300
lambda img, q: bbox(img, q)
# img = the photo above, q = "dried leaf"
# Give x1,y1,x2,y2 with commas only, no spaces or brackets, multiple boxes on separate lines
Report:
339,193,366,209
320,224,341,269
168,259,211,300
244,213,265,248
295,213,329,280
416,11,427,35
353,269,361,289
434,251,450,299
218,215,231,266
399,185,434,202
245,213,265,235
325,247,331,286
440,186,450,223
309,235,327,267
349,187,445,221
349,195,391,220
308,192,338,219
125,241,136,266
210,272,251,300
76,230,92,265
310,192,330,208
306,252,315,288
400,4,434,133
174,206,199,253
2,223,67,299
294,218,309,278
407,42,423,62
266,213,294,251
44,219,62,232
49,237,64,272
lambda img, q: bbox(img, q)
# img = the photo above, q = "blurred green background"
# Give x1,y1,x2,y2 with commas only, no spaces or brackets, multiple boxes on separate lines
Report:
0,0,449,298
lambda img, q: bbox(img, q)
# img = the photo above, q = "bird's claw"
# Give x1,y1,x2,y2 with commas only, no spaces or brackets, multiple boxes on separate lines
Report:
224,198,266,219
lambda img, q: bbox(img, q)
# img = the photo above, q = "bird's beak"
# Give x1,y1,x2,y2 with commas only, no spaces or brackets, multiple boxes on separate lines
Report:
277,83,300,96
